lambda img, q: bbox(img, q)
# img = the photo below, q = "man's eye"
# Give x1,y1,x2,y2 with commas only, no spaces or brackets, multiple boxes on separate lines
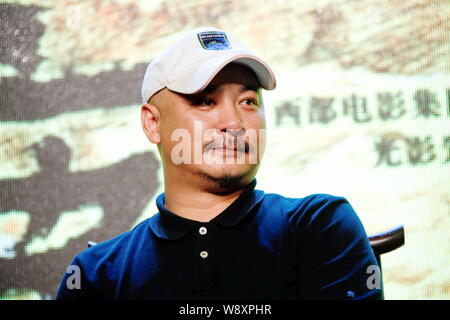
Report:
194,98,214,106
242,98,258,107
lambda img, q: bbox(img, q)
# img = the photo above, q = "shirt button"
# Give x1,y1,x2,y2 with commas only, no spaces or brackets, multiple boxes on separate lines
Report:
200,251,208,259
199,227,207,235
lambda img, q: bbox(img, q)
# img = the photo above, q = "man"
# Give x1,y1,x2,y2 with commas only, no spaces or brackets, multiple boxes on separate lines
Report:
56,27,381,300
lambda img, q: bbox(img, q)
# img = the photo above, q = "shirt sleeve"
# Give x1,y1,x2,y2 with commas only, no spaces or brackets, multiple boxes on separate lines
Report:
290,194,383,300
55,255,90,300
55,251,110,300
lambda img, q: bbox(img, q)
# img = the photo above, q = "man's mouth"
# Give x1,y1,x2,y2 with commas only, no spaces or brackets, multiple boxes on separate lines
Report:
204,143,249,153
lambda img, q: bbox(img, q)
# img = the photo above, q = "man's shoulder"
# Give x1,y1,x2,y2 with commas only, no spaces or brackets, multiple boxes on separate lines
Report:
261,191,349,214
74,218,152,266
263,191,346,203
259,191,357,229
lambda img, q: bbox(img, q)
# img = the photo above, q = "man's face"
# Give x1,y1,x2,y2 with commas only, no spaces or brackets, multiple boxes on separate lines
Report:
143,63,266,188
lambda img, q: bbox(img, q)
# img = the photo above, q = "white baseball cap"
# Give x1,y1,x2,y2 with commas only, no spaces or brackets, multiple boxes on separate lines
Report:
141,26,276,104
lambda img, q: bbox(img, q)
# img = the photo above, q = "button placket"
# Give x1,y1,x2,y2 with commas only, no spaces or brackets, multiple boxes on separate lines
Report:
193,224,215,293
198,226,209,260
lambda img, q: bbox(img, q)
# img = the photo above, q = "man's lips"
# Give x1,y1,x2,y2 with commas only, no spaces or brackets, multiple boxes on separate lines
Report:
204,144,249,153
203,133,251,153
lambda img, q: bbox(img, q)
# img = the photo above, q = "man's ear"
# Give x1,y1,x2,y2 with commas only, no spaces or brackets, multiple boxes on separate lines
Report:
141,103,161,144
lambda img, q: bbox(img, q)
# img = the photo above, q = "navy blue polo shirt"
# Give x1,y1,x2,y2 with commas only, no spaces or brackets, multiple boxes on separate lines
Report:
55,180,382,300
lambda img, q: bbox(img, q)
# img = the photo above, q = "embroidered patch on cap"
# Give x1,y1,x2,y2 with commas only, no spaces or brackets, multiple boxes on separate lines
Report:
197,31,231,50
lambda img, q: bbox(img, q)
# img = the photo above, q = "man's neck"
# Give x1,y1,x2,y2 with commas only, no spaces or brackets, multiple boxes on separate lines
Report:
163,176,247,222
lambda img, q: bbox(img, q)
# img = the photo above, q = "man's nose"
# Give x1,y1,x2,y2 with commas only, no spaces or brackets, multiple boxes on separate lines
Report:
217,102,243,133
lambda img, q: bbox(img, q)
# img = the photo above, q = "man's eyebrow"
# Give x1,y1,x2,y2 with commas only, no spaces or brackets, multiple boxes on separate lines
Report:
202,85,217,95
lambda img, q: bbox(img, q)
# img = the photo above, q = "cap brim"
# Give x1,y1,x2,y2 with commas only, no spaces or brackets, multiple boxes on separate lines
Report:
167,53,276,94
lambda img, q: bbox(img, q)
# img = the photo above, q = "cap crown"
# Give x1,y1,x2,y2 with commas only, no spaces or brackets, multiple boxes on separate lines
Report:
141,27,276,104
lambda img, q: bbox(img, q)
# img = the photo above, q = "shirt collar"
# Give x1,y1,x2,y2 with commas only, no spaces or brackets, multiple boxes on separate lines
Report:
148,179,265,240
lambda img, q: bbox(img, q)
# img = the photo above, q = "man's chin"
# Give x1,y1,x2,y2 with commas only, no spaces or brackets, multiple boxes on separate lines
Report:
196,165,257,192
